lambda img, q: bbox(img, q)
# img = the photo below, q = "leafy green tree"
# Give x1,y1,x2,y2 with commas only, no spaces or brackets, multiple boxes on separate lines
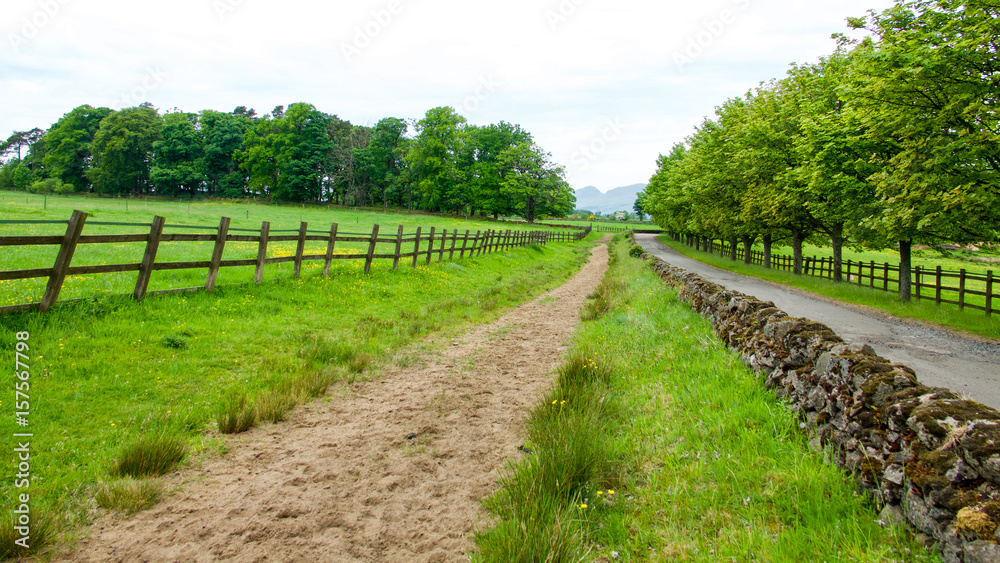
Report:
405,106,468,212
846,0,1000,299
498,142,574,222
87,105,164,195
200,109,252,197
0,128,45,163
465,122,534,218
41,105,112,192
236,103,333,202
355,117,408,209
151,112,205,198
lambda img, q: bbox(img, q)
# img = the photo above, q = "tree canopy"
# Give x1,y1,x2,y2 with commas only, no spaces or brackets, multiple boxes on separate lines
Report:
643,0,1000,300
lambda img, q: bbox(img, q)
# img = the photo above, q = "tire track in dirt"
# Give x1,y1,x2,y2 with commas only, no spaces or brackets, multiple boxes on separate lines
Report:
67,240,610,563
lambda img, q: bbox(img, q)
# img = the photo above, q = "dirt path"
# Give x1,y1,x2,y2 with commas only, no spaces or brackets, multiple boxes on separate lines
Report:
66,241,610,563
636,234,1000,412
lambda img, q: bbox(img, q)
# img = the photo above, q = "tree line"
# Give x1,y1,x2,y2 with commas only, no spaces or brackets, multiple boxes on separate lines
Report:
641,0,999,300
0,104,574,223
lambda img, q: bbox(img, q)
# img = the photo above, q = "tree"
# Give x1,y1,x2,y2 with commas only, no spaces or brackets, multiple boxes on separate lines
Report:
498,142,575,222
151,112,205,198
41,105,112,192
633,190,646,220
200,109,252,197
405,106,468,212
87,105,163,195
844,0,1000,300
0,128,45,163
355,117,408,209
466,122,534,218
236,103,333,202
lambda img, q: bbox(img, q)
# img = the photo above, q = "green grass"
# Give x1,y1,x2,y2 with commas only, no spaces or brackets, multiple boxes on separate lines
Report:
474,235,935,562
0,221,595,558
658,236,1000,340
0,189,583,309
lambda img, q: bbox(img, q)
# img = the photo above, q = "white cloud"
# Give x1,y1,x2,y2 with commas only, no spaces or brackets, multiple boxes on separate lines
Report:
1,0,895,192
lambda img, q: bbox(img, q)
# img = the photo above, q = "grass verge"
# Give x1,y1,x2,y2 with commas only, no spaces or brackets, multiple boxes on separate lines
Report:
0,233,596,558
658,236,1000,340
474,234,936,562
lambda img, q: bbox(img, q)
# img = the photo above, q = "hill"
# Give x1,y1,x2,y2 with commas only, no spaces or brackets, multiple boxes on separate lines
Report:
574,183,646,215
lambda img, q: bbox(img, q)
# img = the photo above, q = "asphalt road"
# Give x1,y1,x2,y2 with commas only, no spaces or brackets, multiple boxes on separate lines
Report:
636,234,1000,412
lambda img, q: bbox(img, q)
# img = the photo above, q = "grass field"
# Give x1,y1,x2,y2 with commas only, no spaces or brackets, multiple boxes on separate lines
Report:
0,190,584,309
474,235,935,562
0,211,596,558
659,236,1000,341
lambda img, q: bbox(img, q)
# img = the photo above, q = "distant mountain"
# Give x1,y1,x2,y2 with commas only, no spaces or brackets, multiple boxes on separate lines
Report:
573,183,647,215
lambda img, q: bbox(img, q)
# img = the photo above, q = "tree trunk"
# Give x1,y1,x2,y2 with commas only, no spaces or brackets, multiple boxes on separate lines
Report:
729,236,738,261
830,224,844,282
792,229,804,275
706,238,712,254
741,235,754,264
763,234,772,269
899,239,912,302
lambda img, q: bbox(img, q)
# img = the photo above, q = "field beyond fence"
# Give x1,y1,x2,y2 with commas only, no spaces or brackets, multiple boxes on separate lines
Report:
0,210,591,315
669,235,998,317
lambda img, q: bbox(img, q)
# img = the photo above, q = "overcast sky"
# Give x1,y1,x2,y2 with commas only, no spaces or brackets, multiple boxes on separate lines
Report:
2,0,895,193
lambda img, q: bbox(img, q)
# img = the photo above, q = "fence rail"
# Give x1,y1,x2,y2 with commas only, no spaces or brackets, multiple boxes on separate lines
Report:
0,210,591,316
668,235,997,317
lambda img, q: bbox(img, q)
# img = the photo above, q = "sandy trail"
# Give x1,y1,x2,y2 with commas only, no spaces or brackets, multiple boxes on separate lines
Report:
67,241,610,563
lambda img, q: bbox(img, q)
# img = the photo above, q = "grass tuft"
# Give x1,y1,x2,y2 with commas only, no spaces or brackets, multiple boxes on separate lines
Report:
215,393,257,434
0,509,57,559
111,434,188,478
253,390,299,424
95,478,164,513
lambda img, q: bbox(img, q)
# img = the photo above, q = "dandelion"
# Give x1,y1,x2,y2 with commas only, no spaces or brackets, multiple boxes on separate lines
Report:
579,503,587,509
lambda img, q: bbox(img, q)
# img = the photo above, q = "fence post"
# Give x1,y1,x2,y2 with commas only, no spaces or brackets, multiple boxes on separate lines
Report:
364,224,380,273
39,210,88,313
254,221,270,284
883,263,890,291
412,227,422,268
425,227,436,265
205,216,232,292
914,266,922,301
438,229,447,263
324,222,339,277
134,215,165,302
449,229,458,260
293,221,307,279
392,225,404,270
935,266,943,304
959,269,967,310
460,230,470,258
986,271,994,317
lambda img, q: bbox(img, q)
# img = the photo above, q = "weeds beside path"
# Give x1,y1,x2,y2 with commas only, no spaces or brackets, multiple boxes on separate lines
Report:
62,240,611,562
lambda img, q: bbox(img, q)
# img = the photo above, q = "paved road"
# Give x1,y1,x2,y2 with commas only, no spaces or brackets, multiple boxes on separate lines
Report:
636,234,1000,412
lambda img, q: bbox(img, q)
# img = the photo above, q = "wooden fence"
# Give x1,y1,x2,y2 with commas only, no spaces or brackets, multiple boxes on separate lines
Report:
671,235,997,317
0,210,591,316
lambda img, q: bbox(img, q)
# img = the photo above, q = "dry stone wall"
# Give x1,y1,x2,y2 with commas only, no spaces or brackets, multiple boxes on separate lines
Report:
642,253,1000,563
